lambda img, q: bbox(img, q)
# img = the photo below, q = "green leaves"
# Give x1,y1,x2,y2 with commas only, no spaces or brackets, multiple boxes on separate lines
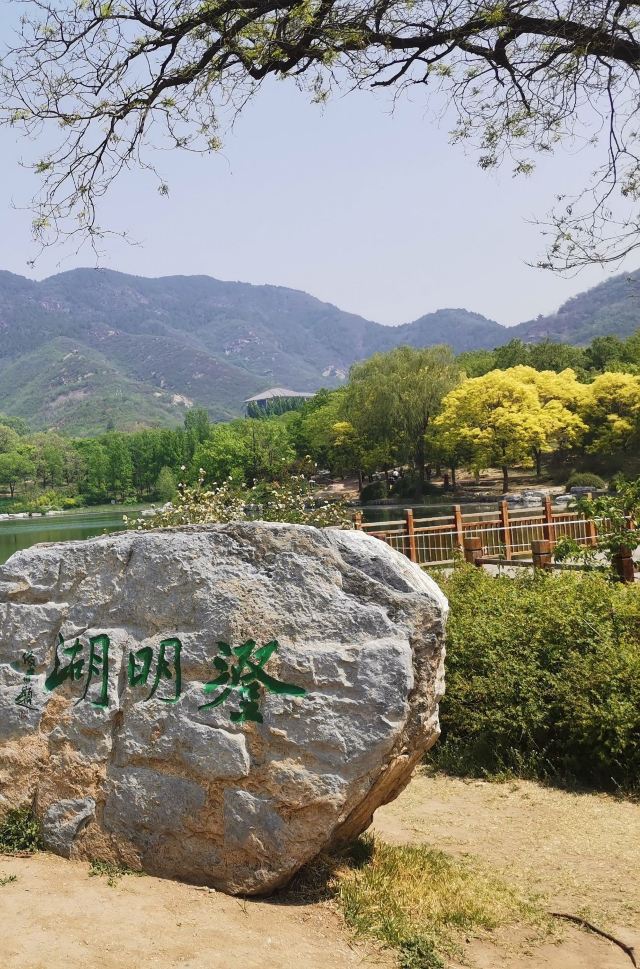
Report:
0,809,42,854
432,565,640,794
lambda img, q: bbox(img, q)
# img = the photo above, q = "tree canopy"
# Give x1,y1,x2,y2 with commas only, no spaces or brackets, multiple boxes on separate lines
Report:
3,1,640,264
433,368,585,491
344,345,461,491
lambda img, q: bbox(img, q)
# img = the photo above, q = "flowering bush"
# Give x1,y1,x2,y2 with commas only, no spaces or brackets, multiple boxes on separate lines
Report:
126,472,353,531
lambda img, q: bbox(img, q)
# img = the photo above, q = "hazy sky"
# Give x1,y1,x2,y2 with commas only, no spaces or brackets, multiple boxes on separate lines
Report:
0,35,634,326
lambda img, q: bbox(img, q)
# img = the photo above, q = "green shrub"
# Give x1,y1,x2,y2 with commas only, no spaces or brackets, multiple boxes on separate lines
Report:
89,859,143,887
360,480,388,503
390,474,440,500
565,471,606,492
431,566,640,794
10,489,85,513
0,808,42,854
61,495,86,510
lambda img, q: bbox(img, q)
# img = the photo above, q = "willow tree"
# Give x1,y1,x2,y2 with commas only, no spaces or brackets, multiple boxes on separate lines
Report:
343,345,461,494
3,2,640,264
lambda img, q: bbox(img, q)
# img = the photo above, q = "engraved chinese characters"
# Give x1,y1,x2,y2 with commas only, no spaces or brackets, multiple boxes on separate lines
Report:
26,634,306,722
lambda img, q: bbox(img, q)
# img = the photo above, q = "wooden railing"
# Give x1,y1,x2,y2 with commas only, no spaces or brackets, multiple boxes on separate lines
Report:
353,497,598,567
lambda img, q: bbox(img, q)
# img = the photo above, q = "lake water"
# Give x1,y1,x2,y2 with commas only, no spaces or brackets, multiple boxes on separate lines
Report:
361,501,497,523
0,500,516,566
0,507,132,566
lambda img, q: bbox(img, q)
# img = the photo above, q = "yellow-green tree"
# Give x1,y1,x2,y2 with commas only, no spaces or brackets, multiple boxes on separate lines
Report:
507,366,588,475
434,369,583,491
580,372,640,456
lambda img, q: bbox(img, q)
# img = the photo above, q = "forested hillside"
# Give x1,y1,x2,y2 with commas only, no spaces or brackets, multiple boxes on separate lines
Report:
0,267,639,434
513,270,640,344
0,269,502,432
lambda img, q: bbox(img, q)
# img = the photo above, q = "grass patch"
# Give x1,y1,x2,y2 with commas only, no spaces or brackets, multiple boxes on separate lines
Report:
0,874,17,886
292,835,545,969
0,808,42,854
89,859,143,887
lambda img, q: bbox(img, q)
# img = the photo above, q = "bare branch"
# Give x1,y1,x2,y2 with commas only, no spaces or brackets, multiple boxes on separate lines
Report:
2,1,640,267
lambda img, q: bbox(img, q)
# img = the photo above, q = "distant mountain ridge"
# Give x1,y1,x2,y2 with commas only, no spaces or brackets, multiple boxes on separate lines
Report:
511,269,640,344
0,266,637,434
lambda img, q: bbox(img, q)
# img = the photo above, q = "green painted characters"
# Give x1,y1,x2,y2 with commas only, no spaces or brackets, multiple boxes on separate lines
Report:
128,638,182,703
45,633,110,708
199,639,307,723
18,634,306,723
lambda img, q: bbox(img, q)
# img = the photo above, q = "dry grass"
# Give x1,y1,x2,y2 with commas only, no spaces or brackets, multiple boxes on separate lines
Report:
293,834,547,969
374,772,640,930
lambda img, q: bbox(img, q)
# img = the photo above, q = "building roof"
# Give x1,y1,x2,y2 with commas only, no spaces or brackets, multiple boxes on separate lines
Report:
244,387,315,402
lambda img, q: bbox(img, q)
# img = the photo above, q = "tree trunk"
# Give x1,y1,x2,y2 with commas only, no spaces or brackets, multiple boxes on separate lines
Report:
535,449,542,478
502,466,509,492
416,434,426,498
451,467,457,490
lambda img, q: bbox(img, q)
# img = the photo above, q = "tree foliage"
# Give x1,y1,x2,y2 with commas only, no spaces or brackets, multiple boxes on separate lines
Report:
580,371,640,455
3,1,640,264
433,368,583,490
0,331,640,507
344,345,460,492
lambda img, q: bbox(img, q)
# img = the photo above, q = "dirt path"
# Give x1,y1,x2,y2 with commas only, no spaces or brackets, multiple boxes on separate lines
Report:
0,852,391,969
374,771,640,968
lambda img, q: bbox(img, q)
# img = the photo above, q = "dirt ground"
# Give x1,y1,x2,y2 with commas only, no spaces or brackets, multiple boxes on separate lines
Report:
1,772,638,969
374,772,640,969
0,851,393,969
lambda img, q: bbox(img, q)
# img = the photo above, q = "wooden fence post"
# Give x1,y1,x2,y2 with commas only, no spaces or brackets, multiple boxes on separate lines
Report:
353,511,363,530
405,508,417,563
463,536,483,567
453,504,464,551
613,548,635,584
532,539,553,572
543,495,556,545
498,500,512,560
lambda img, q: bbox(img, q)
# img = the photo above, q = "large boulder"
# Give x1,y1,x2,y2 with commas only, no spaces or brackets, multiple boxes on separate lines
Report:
0,523,446,894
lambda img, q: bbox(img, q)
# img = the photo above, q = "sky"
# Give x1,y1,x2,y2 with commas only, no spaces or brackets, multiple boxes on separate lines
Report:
0,29,635,327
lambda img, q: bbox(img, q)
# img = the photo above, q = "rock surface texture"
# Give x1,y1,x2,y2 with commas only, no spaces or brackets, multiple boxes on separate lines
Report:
0,523,447,894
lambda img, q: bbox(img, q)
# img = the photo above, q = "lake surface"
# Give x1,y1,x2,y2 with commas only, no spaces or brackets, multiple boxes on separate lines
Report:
0,507,132,565
0,499,533,565
361,501,498,523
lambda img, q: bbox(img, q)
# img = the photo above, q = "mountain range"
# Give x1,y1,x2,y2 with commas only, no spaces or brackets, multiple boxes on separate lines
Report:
0,266,638,435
